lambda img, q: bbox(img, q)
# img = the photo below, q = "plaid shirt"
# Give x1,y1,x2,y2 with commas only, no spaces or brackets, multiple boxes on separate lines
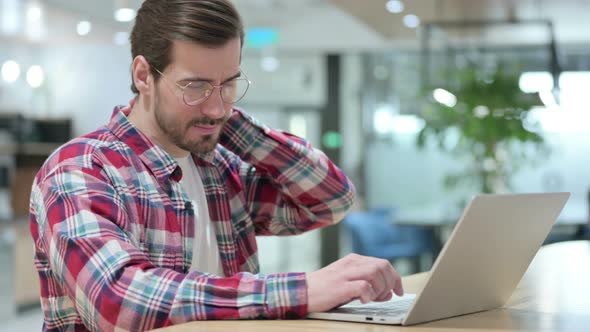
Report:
29,105,355,331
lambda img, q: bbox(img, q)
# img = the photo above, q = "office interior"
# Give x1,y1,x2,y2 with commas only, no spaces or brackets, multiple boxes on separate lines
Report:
0,0,589,329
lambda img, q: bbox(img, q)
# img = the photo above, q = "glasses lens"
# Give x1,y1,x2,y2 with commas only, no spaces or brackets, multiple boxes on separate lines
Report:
183,81,211,106
221,78,250,104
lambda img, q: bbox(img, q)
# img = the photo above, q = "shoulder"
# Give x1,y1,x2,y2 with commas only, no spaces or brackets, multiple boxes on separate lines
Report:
36,126,130,183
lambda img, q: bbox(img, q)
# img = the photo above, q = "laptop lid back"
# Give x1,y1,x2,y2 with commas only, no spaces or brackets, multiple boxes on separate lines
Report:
403,192,570,325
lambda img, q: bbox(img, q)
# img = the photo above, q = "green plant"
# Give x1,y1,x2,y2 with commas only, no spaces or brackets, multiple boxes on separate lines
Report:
416,64,548,193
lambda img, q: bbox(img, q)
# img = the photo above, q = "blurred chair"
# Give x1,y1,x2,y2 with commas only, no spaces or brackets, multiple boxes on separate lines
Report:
342,208,435,274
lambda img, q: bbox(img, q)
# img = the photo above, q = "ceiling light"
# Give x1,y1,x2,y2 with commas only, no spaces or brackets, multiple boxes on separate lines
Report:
391,115,425,134
1,60,20,83
473,105,490,118
76,21,92,36
403,14,420,28
373,104,396,135
386,0,404,14
260,56,279,72
26,3,42,22
114,0,137,22
539,90,558,109
527,107,590,133
518,71,553,93
114,8,136,22
26,65,44,88
24,1,45,40
433,88,457,107
558,71,590,109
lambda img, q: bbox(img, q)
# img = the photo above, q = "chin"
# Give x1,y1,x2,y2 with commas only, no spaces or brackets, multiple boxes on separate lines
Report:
185,135,219,154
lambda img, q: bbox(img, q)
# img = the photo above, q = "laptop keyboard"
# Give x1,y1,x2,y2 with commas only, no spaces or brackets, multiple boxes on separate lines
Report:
330,296,415,316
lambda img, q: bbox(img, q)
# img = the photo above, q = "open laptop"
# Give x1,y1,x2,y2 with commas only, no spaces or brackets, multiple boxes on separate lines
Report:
308,192,570,325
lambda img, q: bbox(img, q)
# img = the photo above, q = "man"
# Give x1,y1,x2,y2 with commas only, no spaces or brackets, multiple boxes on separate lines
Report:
29,0,403,330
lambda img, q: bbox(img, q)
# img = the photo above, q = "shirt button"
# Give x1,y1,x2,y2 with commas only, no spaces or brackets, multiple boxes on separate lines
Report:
172,168,180,177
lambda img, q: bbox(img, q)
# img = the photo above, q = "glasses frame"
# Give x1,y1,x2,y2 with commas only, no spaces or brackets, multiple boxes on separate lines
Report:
153,67,251,106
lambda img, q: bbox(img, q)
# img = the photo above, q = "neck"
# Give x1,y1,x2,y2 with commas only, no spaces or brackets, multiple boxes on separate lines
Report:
127,96,189,158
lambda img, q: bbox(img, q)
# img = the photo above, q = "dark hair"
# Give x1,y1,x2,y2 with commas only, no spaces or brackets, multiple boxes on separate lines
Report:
129,0,244,94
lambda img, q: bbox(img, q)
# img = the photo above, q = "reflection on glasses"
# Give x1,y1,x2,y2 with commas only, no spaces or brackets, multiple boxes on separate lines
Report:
153,68,250,106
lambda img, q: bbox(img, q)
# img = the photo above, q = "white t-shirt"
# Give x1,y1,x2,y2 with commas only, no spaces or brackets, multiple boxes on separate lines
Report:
175,156,224,276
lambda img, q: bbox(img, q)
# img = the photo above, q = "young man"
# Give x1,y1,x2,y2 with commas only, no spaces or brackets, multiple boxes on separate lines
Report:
29,0,403,330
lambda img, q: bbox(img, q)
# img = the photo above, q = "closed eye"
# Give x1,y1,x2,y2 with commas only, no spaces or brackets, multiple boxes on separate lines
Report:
184,81,210,90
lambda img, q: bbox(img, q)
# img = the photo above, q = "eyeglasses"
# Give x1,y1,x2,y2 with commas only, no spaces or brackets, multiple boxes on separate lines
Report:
153,68,250,106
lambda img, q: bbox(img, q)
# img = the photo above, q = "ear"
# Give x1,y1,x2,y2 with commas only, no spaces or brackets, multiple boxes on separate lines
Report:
132,55,153,96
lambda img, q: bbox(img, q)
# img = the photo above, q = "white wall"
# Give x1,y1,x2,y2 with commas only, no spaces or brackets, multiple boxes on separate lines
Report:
241,53,325,107
40,44,134,135
0,43,43,116
278,4,389,52
1,42,133,135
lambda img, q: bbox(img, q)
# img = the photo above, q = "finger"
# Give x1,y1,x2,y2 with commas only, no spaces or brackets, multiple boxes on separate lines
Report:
378,260,397,298
368,267,388,299
374,290,393,302
385,262,399,289
346,255,400,299
379,261,403,297
348,280,377,304
370,259,396,299
394,278,404,296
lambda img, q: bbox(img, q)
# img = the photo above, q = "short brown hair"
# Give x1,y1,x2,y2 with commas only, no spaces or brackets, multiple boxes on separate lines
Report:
129,0,244,94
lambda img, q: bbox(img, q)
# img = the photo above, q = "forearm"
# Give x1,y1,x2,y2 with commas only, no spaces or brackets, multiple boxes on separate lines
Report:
220,109,355,232
38,213,308,330
172,271,307,322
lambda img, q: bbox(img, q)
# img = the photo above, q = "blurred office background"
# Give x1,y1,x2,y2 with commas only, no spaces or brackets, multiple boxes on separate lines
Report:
1,0,590,328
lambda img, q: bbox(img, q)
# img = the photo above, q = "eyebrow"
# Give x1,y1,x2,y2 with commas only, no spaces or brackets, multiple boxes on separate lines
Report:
180,71,242,84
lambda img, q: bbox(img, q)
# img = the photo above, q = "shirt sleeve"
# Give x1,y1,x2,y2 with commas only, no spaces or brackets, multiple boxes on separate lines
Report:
30,161,308,331
218,109,356,235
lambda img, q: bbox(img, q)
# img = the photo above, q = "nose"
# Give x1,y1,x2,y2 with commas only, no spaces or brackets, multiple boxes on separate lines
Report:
199,86,227,119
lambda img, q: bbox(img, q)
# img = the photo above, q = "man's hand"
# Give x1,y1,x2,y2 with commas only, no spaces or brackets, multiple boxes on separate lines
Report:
306,254,404,312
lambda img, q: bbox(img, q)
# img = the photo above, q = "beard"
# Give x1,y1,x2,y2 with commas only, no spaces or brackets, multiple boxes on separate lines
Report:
153,90,228,154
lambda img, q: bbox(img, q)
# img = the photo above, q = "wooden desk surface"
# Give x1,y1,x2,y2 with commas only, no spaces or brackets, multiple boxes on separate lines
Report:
156,241,590,332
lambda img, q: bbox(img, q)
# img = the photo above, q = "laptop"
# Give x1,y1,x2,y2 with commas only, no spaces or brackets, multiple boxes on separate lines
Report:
308,192,570,325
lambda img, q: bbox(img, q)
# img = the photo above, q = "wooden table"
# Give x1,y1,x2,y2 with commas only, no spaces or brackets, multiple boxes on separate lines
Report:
155,240,590,331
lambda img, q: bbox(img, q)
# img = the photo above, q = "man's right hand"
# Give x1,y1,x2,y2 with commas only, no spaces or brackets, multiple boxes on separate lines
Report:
306,253,404,313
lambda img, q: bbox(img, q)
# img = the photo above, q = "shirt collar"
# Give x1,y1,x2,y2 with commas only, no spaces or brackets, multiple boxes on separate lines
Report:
106,102,220,182
107,103,180,182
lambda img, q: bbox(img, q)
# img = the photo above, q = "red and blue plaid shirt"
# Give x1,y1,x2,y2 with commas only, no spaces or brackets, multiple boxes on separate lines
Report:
29,105,355,331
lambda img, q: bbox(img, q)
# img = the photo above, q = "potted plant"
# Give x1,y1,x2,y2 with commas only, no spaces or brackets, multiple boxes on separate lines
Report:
416,64,548,193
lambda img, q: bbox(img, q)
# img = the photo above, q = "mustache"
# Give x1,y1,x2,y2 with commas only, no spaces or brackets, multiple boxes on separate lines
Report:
188,116,229,127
